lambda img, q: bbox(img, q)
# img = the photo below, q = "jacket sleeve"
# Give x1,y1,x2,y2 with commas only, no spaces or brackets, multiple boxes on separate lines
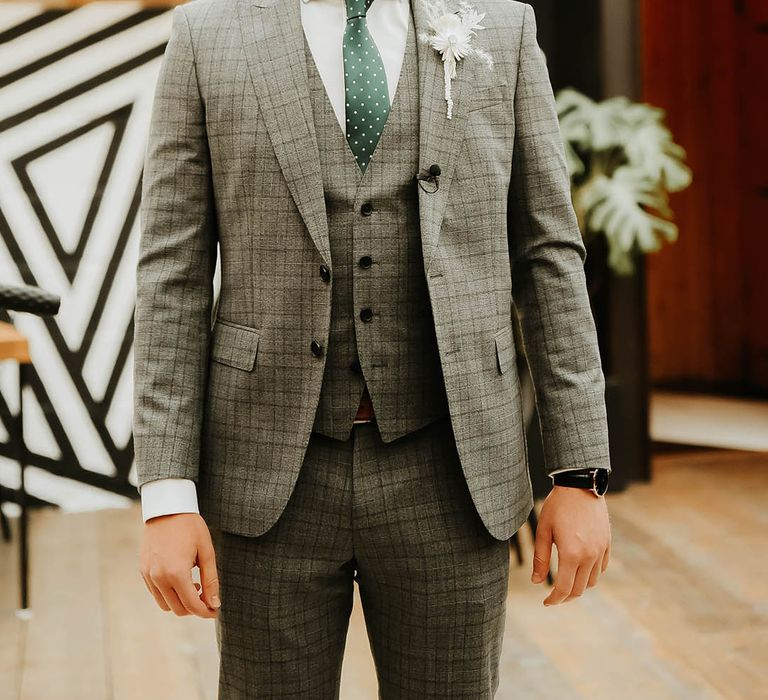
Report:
507,4,611,477
133,5,217,489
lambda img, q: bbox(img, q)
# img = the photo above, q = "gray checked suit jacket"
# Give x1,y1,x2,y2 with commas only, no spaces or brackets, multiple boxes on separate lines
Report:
133,0,612,540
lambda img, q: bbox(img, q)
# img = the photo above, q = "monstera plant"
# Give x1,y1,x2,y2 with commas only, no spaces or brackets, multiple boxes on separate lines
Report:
555,88,693,275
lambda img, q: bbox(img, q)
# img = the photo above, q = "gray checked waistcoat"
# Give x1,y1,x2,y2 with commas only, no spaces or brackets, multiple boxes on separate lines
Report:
306,11,450,442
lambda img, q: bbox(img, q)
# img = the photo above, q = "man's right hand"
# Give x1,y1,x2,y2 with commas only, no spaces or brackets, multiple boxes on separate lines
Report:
139,513,221,618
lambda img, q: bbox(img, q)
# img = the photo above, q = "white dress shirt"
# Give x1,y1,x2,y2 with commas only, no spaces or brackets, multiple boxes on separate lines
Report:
140,0,410,522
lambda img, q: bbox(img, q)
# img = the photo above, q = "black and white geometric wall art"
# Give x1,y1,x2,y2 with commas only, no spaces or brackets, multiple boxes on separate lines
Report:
0,2,177,515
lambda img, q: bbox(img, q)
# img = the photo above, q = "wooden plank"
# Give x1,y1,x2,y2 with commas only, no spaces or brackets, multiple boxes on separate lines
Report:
99,506,210,700
18,508,108,700
0,513,23,700
504,519,724,700
340,587,378,700
604,452,768,698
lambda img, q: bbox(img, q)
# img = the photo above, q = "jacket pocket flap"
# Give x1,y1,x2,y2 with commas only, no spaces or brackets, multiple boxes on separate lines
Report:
210,319,261,371
494,325,514,375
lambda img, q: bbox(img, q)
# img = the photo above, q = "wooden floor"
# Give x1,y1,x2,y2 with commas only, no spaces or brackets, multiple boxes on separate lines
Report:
1,448,766,700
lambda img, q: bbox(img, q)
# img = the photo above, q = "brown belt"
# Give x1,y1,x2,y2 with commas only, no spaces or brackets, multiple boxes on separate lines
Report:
353,385,375,423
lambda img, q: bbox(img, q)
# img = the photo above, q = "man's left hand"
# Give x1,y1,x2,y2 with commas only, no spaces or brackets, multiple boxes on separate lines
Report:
530,484,611,605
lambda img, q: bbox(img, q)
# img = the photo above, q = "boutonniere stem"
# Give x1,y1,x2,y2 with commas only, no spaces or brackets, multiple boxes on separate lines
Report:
417,0,494,118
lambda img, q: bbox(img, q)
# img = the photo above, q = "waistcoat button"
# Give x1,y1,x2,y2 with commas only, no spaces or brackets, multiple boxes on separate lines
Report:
310,340,323,357
319,264,331,283
359,255,373,269
429,163,441,176
350,358,361,373
360,307,373,322
360,201,374,216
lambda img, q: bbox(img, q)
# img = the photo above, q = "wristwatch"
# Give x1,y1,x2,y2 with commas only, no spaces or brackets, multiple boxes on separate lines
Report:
551,468,610,497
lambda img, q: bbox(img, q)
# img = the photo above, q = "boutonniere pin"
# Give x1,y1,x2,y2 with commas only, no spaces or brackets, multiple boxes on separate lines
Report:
417,0,494,119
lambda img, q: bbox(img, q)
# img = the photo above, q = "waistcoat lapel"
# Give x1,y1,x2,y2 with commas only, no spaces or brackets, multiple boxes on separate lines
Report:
236,0,332,269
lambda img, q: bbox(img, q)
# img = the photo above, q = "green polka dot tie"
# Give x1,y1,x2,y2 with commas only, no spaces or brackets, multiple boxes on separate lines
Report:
343,0,391,173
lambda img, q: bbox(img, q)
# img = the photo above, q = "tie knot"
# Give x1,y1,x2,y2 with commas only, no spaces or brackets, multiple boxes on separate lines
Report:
346,0,374,22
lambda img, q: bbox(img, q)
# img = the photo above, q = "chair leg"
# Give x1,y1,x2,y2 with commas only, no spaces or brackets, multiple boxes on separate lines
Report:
510,530,524,565
0,506,11,542
18,363,30,611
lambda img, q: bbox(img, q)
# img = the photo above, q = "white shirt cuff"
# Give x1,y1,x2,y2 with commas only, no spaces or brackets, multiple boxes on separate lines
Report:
140,478,199,522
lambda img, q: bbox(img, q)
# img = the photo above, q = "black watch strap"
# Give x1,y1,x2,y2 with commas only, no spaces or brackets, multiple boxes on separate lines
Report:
551,468,610,496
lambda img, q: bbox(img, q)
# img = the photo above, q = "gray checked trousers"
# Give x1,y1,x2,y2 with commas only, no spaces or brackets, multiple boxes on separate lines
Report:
210,414,511,699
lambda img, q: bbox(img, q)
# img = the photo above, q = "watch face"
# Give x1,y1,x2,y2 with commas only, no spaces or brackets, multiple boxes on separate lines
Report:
594,469,610,496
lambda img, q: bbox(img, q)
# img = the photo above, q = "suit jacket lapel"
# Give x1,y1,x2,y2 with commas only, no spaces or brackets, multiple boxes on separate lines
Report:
236,0,478,275
237,0,332,268
411,0,474,274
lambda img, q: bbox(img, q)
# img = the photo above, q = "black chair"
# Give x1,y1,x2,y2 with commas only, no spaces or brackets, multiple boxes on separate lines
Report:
0,283,60,611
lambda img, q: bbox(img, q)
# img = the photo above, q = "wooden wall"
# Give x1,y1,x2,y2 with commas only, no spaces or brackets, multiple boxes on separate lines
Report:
641,0,768,395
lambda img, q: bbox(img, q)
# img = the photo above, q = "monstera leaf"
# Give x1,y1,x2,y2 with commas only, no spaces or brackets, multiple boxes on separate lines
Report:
556,88,692,274
558,88,628,153
622,117,692,193
580,168,678,275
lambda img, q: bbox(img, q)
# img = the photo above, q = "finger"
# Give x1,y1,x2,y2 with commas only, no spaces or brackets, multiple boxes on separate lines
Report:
564,561,592,601
544,554,577,606
586,556,602,588
197,534,221,611
175,573,216,619
162,585,191,616
151,573,191,616
141,571,171,612
601,540,611,572
531,521,553,584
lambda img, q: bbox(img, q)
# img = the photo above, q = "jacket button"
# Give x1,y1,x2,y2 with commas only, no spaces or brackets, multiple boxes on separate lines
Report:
358,255,373,269
319,264,331,283
310,340,323,357
359,307,373,322
360,201,374,216
429,163,441,176
350,358,361,373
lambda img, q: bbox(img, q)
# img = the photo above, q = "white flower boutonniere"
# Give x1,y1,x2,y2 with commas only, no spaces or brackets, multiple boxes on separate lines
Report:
418,0,494,119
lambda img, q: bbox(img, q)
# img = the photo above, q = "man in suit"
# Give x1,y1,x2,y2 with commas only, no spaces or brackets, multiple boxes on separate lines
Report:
134,0,612,696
